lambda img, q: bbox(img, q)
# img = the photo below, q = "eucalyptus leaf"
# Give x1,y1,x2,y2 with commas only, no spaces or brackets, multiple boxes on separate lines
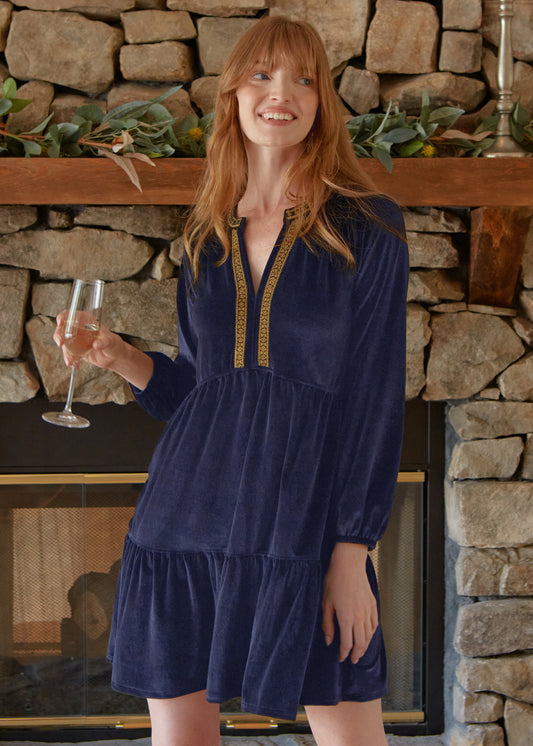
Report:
475,115,498,134
159,143,176,156
419,90,431,129
1,77,17,100
148,103,175,124
372,100,392,138
352,143,371,158
106,118,127,131
373,137,393,152
9,98,32,114
475,137,495,152
57,122,80,142
102,86,182,124
371,145,393,172
509,118,528,147
47,141,61,158
381,127,417,144
398,139,424,157
75,104,104,124
200,112,214,129
23,139,42,157
425,122,439,138
162,124,179,147
76,119,93,138
413,121,429,140
428,106,464,128
0,98,12,116
440,136,481,150
97,148,142,192
512,102,530,127
26,113,53,135
62,143,83,156
134,135,158,150
175,114,200,135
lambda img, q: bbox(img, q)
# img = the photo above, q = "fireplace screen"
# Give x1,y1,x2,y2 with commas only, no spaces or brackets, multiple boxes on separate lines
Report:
0,472,424,731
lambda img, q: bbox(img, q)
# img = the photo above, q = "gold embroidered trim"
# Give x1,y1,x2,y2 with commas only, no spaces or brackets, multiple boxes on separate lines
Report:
231,226,248,368
257,219,298,367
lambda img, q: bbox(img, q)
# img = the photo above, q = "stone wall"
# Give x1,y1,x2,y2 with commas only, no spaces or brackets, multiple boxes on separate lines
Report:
0,1,533,128
1,201,532,744
1,2,533,746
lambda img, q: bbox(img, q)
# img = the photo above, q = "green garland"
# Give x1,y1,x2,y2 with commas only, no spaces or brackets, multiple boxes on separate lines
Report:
1,78,532,181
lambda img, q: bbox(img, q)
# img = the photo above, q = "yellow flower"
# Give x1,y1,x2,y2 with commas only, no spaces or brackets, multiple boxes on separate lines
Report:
188,127,203,142
421,142,436,157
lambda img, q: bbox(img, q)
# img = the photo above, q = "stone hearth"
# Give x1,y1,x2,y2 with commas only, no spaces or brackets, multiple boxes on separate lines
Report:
1,201,532,745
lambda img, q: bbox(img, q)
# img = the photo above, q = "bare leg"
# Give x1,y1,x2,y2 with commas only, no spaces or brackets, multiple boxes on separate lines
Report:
148,690,220,746
305,698,387,746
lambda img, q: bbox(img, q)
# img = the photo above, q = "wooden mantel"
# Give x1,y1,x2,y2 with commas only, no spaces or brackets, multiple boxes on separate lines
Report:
0,156,533,206
1,156,532,306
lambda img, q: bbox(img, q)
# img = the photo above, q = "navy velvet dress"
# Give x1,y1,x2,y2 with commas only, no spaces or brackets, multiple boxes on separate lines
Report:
107,195,409,720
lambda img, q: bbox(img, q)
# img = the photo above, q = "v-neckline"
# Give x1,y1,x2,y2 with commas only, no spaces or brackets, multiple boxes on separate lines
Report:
231,206,299,301
240,219,284,301
229,209,299,368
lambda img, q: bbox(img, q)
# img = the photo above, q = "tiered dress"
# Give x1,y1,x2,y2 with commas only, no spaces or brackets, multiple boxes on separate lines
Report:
108,195,409,720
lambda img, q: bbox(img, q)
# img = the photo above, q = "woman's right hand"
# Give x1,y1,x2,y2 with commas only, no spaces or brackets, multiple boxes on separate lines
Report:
53,311,154,391
54,310,126,370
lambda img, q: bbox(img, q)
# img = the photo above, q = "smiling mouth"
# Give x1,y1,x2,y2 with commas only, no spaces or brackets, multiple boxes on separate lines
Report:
260,112,295,121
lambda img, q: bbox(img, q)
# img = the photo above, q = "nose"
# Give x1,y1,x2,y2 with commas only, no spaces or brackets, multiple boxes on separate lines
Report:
268,73,292,101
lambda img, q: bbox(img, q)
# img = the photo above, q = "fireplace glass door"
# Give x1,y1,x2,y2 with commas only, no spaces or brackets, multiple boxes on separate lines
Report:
0,471,425,734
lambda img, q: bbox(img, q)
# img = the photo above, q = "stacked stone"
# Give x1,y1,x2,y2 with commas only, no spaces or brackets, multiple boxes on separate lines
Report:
0,199,533,746
0,1,532,130
0,204,185,404
442,224,532,746
401,204,533,746
0,3,533,746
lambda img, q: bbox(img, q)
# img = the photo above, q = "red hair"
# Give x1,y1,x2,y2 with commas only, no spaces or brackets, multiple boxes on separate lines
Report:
184,15,380,279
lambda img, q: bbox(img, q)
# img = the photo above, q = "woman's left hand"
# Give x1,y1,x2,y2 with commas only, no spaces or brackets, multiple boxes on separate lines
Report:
322,542,378,664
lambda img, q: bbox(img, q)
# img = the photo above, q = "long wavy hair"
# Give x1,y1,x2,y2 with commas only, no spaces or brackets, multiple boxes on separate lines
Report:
184,15,381,280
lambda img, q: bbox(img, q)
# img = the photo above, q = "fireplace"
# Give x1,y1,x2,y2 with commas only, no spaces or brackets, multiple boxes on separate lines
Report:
0,396,444,740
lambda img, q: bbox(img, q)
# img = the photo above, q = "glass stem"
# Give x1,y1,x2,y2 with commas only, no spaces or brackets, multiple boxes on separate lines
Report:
64,366,77,414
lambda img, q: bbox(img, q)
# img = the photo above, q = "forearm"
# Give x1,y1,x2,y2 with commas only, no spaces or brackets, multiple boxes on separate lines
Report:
106,339,154,391
331,541,369,569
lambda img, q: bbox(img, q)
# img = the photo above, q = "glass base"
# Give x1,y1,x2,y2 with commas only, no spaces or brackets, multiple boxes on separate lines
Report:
42,410,90,429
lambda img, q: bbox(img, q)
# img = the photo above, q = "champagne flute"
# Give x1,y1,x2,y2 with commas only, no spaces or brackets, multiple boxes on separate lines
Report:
42,279,104,429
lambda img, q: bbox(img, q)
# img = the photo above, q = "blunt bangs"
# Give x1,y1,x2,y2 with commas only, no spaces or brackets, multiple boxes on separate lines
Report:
221,17,326,94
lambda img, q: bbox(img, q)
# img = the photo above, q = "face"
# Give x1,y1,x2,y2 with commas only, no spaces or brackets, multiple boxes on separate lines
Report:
235,62,319,154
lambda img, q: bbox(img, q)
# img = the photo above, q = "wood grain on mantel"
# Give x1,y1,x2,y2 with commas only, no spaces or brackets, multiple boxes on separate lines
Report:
1,157,533,206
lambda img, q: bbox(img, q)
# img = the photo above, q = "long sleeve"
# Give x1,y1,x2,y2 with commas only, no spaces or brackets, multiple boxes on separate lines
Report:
132,257,198,421
332,200,409,551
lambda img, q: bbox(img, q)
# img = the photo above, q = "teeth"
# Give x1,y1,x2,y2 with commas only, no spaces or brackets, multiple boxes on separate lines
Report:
261,112,294,121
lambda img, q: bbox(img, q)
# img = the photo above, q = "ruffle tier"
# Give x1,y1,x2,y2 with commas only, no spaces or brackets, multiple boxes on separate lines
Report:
108,535,323,720
108,536,387,719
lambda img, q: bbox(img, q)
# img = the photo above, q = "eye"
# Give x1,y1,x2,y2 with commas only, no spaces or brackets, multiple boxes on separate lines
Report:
299,76,313,86
251,71,270,81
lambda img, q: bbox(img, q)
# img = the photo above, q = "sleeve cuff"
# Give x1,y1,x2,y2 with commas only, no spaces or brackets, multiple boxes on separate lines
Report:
336,535,376,551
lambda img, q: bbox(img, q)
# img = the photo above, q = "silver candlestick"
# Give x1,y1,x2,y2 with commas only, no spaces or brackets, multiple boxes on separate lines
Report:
485,0,530,157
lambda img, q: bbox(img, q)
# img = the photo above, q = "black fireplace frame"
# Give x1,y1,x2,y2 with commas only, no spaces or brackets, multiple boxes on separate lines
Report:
0,396,444,740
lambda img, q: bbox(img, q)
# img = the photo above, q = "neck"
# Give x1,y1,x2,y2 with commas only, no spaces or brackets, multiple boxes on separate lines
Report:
238,143,303,218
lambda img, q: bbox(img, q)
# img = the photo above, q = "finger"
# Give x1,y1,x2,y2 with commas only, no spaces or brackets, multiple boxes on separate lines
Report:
371,605,379,633
92,329,113,352
53,311,68,345
321,603,335,647
351,616,369,664
338,621,354,663
350,631,366,664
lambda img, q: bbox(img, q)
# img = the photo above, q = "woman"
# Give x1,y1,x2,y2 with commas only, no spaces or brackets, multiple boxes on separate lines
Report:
56,16,408,746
